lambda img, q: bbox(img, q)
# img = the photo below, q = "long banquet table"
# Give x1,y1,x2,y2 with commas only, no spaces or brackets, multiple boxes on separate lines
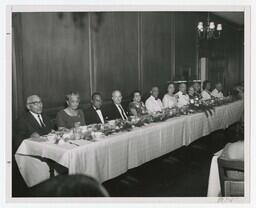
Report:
15,100,243,187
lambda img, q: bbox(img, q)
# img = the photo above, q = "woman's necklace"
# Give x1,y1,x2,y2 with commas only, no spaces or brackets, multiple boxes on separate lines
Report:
66,108,78,117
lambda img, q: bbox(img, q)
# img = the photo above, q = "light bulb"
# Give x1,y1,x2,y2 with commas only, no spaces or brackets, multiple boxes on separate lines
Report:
217,24,222,31
209,22,215,29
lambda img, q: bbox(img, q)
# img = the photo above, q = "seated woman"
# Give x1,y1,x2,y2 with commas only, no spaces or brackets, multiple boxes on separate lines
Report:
201,80,212,100
188,86,195,99
56,92,86,129
128,90,147,117
162,83,177,109
193,81,202,98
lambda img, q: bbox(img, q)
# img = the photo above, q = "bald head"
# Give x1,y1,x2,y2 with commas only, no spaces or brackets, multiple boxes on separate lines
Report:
151,86,159,98
112,90,122,105
26,95,43,114
215,83,223,92
179,83,187,93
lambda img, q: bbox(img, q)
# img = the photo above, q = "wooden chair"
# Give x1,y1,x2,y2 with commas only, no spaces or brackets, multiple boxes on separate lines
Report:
217,157,244,197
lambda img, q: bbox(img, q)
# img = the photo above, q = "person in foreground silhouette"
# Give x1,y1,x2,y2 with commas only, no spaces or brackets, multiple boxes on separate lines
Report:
29,174,109,197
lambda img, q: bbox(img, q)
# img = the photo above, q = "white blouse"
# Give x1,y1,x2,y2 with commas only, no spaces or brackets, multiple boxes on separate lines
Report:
175,91,189,108
162,94,177,109
211,89,224,98
201,90,212,100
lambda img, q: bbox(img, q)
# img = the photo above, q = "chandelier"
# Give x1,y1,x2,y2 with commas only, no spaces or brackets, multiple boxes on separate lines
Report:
197,12,223,40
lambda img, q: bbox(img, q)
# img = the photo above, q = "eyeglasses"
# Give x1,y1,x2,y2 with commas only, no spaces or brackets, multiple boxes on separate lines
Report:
28,101,42,105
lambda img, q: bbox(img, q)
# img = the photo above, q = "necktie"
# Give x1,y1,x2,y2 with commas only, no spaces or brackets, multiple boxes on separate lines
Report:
38,114,45,127
118,105,128,120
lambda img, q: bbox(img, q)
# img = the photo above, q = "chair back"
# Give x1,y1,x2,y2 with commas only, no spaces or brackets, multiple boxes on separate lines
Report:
217,157,244,197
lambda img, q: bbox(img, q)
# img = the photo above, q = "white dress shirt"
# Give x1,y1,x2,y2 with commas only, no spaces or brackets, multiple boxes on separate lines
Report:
201,90,212,100
115,104,128,120
162,94,177,109
211,89,224,98
175,91,189,108
30,111,45,127
93,106,105,124
145,95,163,113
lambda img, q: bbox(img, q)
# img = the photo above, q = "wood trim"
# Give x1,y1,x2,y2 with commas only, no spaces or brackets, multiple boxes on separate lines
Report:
92,13,98,93
195,14,200,79
171,13,176,80
12,13,25,120
12,24,18,120
137,12,142,92
88,13,94,96
138,12,143,93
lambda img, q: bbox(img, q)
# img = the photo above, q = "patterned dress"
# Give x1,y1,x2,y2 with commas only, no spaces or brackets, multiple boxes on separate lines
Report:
129,101,147,116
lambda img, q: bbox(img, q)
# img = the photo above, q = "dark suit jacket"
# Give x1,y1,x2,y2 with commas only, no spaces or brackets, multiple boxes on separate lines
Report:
84,105,107,125
14,112,53,152
106,103,129,121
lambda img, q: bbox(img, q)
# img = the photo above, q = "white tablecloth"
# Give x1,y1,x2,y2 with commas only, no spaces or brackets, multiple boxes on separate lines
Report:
15,100,243,187
207,149,223,197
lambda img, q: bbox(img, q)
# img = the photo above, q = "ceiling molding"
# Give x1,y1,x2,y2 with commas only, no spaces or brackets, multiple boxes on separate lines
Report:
212,12,244,26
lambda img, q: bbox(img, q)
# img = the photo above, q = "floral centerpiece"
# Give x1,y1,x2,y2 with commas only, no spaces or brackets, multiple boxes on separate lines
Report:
188,97,215,117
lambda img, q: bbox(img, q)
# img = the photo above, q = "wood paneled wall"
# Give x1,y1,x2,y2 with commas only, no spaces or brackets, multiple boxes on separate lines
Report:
93,12,139,99
175,12,198,80
140,12,175,95
12,12,242,119
198,12,244,94
12,12,92,119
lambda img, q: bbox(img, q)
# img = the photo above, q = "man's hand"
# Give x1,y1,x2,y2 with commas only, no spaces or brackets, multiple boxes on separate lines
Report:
30,132,40,138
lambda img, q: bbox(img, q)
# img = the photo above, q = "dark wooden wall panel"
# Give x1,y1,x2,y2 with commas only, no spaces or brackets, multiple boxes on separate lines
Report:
12,12,243,119
17,13,91,109
175,12,197,81
141,12,174,97
93,12,139,100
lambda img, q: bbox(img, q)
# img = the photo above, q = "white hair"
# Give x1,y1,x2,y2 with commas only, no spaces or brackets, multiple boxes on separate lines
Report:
26,95,41,105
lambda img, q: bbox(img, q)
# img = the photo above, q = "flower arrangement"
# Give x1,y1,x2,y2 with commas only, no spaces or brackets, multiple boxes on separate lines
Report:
46,96,241,142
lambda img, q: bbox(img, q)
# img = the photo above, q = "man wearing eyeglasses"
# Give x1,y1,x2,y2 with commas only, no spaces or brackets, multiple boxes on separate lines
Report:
14,95,53,151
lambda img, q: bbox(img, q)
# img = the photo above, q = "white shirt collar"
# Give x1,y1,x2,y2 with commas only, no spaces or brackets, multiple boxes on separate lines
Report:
150,95,159,101
115,103,122,108
30,111,40,117
29,111,44,126
92,105,100,111
92,106,104,123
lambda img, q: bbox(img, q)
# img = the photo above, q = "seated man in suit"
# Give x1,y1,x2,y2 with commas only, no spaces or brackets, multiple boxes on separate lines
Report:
211,82,224,99
145,86,163,113
14,95,53,151
107,90,128,120
84,92,107,125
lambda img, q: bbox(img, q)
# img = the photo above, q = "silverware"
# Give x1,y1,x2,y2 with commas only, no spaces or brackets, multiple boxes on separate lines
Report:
68,141,80,146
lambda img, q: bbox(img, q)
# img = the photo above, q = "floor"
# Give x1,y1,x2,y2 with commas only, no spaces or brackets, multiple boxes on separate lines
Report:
12,124,241,197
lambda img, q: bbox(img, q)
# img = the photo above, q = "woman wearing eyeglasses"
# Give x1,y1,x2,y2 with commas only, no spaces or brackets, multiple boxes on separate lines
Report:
56,92,86,130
